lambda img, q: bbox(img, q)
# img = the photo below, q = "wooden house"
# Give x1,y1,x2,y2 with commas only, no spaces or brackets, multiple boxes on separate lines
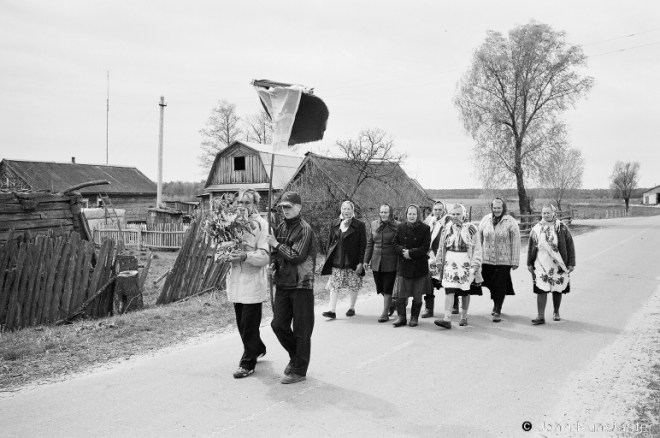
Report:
146,208,184,228
200,140,303,213
0,158,156,223
0,190,92,243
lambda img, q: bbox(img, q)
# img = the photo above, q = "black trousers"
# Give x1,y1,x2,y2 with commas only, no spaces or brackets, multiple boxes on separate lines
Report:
234,303,266,370
271,288,315,376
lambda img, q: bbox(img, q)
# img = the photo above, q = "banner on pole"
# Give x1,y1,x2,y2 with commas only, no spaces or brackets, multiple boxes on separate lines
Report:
252,79,329,152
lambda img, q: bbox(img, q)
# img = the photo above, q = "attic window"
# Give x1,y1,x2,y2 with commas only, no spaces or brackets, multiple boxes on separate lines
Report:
234,156,246,171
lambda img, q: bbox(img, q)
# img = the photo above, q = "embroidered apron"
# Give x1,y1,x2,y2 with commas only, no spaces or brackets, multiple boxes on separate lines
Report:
533,224,569,292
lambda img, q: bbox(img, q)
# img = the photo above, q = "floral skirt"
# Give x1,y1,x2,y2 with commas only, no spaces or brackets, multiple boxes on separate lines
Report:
326,268,363,292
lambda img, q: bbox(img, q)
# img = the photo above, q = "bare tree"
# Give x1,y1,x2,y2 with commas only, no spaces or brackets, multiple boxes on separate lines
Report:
198,100,242,171
541,146,585,210
454,21,594,214
336,128,407,199
610,161,640,212
244,109,273,144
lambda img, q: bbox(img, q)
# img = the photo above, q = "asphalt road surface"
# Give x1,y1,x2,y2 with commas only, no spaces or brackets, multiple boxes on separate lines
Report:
2,215,659,438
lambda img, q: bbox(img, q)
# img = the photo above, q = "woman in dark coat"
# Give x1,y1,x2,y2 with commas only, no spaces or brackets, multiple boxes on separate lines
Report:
321,200,367,319
391,204,432,327
527,203,576,324
364,204,399,322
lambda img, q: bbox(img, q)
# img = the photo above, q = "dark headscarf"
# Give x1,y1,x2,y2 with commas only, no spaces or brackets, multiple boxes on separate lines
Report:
491,197,508,226
405,204,423,229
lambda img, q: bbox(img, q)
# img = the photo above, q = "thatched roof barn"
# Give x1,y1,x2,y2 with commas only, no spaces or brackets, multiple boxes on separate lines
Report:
279,153,432,249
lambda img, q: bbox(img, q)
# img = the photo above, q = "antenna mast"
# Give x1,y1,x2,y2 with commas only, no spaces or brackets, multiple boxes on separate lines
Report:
106,71,109,164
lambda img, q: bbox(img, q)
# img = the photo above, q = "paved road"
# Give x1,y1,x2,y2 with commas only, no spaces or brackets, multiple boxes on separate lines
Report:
2,215,659,438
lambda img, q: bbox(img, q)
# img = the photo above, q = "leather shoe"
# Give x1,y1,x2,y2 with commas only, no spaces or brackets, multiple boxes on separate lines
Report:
322,311,336,319
281,373,306,384
434,320,451,329
492,313,501,323
451,308,459,315
378,314,389,323
346,308,355,317
233,367,254,379
553,313,561,321
532,317,546,325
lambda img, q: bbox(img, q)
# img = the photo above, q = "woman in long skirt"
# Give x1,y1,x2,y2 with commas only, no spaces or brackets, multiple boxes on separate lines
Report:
527,204,576,324
391,204,432,327
433,204,483,329
364,204,399,322
478,198,520,322
321,200,367,318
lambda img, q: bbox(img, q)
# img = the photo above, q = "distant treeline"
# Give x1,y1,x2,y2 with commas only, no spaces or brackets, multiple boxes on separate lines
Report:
425,188,648,200
162,180,206,201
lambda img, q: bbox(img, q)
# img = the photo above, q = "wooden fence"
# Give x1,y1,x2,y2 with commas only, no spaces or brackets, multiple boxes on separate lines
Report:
157,219,229,305
0,231,116,331
92,223,187,250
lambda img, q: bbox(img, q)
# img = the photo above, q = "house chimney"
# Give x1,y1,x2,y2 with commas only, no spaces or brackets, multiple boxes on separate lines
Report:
72,157,76,164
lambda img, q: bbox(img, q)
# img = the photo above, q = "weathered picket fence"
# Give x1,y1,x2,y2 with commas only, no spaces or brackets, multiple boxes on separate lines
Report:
92,223,186,250
0,231,116,331
156,219,229,305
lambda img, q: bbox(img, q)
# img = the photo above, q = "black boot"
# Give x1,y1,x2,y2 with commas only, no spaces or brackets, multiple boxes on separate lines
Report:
392,299,407,327
421,295,434,318
409,301,422,327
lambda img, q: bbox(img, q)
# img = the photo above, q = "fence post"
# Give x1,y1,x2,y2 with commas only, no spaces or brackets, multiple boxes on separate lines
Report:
137,228,142,251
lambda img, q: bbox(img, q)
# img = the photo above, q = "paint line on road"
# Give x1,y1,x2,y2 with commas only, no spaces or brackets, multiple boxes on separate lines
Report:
580,222,660,264
207,339,416,436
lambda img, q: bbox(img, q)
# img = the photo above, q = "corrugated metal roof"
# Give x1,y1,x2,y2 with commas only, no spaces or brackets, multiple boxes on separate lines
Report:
2,159,156,194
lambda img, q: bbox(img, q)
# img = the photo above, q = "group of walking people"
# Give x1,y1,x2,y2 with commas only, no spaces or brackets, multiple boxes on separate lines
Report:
224,190,576,383
322,198,576,331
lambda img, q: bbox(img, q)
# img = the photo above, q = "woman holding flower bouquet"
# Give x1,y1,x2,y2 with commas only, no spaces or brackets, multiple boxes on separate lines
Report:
223,189,270,379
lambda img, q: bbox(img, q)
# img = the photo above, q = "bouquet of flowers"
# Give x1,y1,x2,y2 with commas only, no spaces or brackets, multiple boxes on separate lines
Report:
202,194,255,262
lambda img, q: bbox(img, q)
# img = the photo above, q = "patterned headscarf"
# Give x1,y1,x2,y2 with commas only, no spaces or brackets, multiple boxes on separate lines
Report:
491,197,507,226
444,204,473,248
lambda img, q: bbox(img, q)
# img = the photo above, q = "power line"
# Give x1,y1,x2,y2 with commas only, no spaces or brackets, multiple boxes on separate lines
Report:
582,27,660,46
588,40,660,58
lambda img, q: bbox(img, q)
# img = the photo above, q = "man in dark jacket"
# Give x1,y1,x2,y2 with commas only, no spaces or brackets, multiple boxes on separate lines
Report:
267,191,317,384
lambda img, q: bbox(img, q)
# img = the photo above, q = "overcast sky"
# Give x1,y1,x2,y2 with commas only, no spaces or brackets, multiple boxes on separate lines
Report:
1,1,659,190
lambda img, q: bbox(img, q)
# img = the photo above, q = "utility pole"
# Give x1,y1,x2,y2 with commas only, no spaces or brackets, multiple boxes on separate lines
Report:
157,96,166,208
106,71,109,164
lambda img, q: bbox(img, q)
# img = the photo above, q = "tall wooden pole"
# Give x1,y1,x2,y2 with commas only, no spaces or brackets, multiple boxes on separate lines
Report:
106,71,109,164
267,152,275,309
157,96,166,208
